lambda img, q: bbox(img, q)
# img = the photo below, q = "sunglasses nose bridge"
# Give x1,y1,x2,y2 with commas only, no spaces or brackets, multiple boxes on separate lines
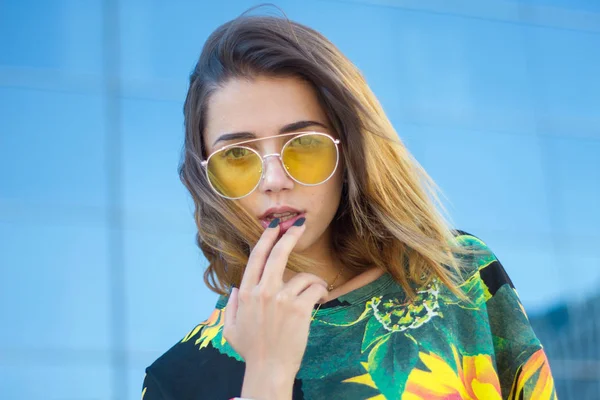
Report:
262,152,281,160
262,153,282,170
258,153,294,187
260,153,286,178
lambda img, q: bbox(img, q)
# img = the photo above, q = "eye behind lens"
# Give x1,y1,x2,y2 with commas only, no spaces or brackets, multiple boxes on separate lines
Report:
283,134,338,185
207,147,262,198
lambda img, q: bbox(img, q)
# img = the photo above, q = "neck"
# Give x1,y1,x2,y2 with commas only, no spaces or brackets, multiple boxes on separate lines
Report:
282,227,381,302
282,248,351,290
282,228,352,289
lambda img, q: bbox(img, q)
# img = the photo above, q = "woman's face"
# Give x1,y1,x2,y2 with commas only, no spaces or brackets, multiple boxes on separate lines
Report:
203,75,344,252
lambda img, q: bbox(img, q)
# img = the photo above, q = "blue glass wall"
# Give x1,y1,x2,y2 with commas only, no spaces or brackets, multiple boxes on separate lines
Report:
1,1,598,398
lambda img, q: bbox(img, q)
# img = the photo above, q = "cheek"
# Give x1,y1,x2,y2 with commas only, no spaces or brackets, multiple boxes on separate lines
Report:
309,175,343,215
296,180,343,250
235,193,261,217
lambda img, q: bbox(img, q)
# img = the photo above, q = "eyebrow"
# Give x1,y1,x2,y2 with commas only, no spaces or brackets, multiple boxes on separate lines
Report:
212,120,329,147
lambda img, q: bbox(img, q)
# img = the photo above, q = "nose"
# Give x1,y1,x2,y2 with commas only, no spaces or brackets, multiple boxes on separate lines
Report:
258,154,294,193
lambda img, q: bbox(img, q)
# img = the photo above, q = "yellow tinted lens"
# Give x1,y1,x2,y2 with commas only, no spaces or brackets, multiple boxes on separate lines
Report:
206,147,262,198
282,134,337,184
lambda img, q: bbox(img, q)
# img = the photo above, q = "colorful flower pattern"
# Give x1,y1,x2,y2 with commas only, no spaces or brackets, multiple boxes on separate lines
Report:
142,233,557,399
181,307,225,348
402,345,502,399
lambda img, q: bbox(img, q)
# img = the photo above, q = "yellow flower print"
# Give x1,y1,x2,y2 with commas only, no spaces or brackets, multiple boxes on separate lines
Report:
342,362,386,400
402,345,502,400
509,348,556,400
181,307,226,349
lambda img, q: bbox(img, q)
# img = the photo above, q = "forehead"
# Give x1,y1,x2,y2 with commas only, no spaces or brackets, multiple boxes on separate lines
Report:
203,75,330,150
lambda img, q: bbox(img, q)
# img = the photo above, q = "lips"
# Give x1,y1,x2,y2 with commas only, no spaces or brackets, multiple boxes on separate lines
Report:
258,206,306,235
259,206,304,220
265,211,299,222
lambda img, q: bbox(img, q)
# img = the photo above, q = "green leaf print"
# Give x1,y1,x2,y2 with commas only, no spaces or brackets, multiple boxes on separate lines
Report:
311,301,373,328
439,270,489,310
454,234,498,275
362,314,390,353
367,331,419,398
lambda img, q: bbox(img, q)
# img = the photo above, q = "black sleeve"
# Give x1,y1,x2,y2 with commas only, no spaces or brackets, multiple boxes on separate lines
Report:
141,368,168,400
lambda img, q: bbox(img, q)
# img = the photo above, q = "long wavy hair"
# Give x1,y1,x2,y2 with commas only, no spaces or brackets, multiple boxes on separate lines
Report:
179,13,482,300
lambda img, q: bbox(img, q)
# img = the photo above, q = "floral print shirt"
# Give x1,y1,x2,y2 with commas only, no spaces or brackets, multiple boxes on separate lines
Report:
141,231,557,399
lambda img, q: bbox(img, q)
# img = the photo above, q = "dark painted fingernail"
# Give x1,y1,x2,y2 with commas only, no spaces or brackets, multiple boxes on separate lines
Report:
292,217,306,227
268,218,280,228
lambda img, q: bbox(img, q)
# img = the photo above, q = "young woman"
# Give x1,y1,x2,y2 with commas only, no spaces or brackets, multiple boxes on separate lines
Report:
141,14,557,400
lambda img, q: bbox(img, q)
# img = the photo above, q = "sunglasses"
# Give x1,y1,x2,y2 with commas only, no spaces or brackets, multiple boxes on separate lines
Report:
201,131,341,200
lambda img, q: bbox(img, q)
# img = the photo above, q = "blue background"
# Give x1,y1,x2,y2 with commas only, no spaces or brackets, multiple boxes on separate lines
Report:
1,0,599,399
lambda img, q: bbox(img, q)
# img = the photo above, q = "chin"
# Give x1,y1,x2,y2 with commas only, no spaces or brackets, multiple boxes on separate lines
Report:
293,235,312,253
294,223,328,254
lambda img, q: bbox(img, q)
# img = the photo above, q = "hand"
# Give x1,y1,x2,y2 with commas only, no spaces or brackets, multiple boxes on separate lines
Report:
223,217,329,399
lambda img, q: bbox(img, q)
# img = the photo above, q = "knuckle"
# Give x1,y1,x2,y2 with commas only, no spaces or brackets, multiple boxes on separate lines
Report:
256,286,274,301
275,291,290,305
311,283,329,300
237,288,252,303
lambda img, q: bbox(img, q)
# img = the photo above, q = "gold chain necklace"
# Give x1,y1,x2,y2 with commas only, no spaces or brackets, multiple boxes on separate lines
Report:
311,267,344,322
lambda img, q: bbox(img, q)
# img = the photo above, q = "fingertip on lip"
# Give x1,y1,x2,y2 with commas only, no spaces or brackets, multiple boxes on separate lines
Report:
268,217,281,228
292,217,306,227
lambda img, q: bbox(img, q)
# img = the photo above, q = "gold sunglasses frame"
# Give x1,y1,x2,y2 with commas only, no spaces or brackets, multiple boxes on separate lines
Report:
200,131,341,200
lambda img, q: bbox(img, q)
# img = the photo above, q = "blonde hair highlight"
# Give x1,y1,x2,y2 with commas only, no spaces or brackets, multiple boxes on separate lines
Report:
179,12,487,302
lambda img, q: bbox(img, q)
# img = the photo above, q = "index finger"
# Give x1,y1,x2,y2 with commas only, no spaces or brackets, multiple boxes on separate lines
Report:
238,218,281,292
260,218,306,287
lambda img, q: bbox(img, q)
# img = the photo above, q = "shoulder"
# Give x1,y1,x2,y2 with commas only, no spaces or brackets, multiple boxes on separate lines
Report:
143,301,245,399
450,229,515,295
